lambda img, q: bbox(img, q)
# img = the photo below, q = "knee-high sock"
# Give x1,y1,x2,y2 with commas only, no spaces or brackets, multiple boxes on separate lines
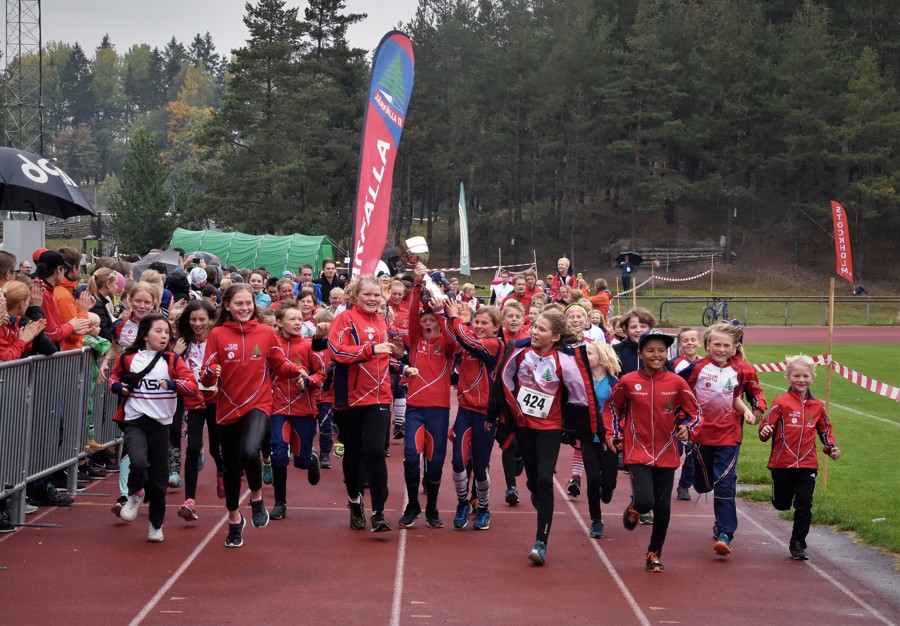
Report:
393,398,406,427
453,469,468,502
571,448,584,478
475,476,490,510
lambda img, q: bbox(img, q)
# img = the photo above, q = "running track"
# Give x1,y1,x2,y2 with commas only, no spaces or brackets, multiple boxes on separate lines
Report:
2,327,898,625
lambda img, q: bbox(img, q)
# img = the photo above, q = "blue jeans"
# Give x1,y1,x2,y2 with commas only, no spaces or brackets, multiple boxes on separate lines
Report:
691,443,740,537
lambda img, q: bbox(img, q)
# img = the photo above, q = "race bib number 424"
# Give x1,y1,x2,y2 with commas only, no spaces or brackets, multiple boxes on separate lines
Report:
516,387,553,419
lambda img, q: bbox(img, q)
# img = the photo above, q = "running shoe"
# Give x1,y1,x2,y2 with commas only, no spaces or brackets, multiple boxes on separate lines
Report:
399,503,422,528
528,540,547,565
453,501,471,529
250,498,269,528
110,495,127,517
424,509,443,529
147,523,164,543
392,425,405,440
348,497,366,530
320,452,331,469
262,462,273,485
370,511,391,533
216,472,226,499
623,502,640,531
714,533,732,556
225,516,245,548
505,486,519,506
168,472,181,488
646,551,665,572
31,487,74,506
270,501,287,520
120,490,144,522
333,442,344,458
0,509,15,533
566,476,581,497
473,508,491,531
177,498,199,522
589,518,605,539
789,540,808,561
639,513,654,525
676,485,691,501
308,452,321,485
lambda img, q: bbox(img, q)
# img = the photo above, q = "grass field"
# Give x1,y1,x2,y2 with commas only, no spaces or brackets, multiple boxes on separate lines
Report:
735,343,900,555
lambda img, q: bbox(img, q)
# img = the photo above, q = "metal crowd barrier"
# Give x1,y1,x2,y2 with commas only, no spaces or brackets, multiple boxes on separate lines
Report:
0,347,121,524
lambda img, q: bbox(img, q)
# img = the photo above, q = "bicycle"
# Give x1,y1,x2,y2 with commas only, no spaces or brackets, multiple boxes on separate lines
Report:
701,297,729,327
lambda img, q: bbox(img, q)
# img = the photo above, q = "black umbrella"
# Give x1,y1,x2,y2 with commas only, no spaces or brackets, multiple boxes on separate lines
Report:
133,249,182,278
615,250,644,266
185,251,223,266
0,147,95,218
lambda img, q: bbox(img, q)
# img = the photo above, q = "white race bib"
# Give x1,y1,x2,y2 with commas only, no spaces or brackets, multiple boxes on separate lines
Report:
516,386,553,419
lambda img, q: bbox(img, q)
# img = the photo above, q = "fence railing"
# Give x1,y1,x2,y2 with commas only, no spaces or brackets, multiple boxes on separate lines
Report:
0,348,121,524
640,295,900,327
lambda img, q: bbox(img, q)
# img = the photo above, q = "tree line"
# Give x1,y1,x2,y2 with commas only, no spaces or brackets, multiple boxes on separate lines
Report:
4,0,899,278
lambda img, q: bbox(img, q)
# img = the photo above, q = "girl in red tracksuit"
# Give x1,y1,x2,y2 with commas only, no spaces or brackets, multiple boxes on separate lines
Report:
445,301,504,531
386,279,410,440
328,275,412,533
606,332,701,573
397,269,457,529
268,304,327,520
759,355,840,561
110,314,199,542
487,309,596,566
200,284,303,548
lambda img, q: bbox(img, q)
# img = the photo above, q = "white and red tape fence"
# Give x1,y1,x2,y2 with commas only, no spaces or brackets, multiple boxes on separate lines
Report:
753,354,900,402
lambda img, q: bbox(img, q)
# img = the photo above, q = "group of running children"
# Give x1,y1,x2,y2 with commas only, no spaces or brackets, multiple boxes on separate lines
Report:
106,258,840,573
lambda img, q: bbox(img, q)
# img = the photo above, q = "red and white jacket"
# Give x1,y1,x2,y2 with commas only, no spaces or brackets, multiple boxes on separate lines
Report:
110,350,199,424
605,369,701,468
759,388,836,470
272,334,325,417
328,306,400,408
405,284,456,409
679,357,745,447
450,317,505,413
200,319,302,425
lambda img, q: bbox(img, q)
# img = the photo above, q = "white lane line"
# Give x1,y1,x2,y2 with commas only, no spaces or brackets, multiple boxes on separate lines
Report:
554,478,651,626
736,506,894,626
129,490,250,626
390,492,410,626
759,382,899,427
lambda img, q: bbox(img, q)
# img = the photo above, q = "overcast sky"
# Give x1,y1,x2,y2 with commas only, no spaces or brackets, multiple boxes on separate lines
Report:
41,0,420,58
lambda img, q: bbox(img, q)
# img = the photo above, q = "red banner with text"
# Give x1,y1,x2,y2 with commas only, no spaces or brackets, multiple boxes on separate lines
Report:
830,200,854,283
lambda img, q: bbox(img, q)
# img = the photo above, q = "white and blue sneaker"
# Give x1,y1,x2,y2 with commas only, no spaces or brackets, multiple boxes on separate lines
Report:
453,501,472,529
473,508,491,530
528,540,547,565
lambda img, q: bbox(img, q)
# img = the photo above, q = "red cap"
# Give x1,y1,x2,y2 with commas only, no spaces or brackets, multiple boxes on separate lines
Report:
32,247,49,263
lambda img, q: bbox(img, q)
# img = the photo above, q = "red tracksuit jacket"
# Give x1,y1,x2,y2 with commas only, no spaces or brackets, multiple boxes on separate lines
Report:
200,319,301,424
405,283,456,409
272,334,325,417
606,369,701,468
450,317,505,413
759,388,836,470
328,306,396,408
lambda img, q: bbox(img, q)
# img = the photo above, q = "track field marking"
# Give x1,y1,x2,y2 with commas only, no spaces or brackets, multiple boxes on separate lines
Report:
390,493,410,626
759,382,899,427
129,489,250,626
736,506,894,626
554,478,651,626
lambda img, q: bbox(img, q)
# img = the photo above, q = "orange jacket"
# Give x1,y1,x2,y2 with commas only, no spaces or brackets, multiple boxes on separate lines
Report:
54,276,88,350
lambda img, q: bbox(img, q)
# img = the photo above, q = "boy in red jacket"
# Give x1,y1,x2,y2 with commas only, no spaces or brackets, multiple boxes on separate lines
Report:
606,332,701,572
759,355,840,561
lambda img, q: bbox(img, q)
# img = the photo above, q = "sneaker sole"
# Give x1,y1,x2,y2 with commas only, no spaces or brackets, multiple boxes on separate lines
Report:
371,523,392,533
425,520,443,529
528,550,545,565
714,540,732,556
177,507,198,522
647,564,665,572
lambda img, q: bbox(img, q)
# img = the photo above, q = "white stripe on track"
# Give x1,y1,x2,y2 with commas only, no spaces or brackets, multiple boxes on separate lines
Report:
390,493,410,626
759,382,899,427
129,489,250,626
554,478,651,626
736,506,894,626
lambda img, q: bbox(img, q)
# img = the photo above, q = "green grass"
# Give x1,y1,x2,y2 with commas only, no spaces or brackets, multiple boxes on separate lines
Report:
736,343,900,554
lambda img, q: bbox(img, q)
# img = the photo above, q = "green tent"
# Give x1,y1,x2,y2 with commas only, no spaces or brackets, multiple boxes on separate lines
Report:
168,228,335,275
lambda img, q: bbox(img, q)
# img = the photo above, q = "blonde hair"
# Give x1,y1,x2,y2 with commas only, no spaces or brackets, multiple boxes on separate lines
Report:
347,275,380,305
3,280,30,310
89,267,117,299
577,298,593,311
219,278,233,291
531,291,547,305
591,341,622,376
87,312,101,327
502,300,525,317
140,269,163,286
130,281,162,308
785,354,817,381
704,322,742,348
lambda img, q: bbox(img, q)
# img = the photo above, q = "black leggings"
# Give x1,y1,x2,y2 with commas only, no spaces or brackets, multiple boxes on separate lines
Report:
628,465,675,556
334,404,391,514
218,409,268,512
502,438,519,488
580,435,618,520
184,404,223,500
122,415,169,529
771,467,817,546
516,428,561,544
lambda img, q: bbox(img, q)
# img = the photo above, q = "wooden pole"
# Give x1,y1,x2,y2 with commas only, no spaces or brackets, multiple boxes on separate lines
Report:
823,277,835,491
651,263,655,296
710,255,715,292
